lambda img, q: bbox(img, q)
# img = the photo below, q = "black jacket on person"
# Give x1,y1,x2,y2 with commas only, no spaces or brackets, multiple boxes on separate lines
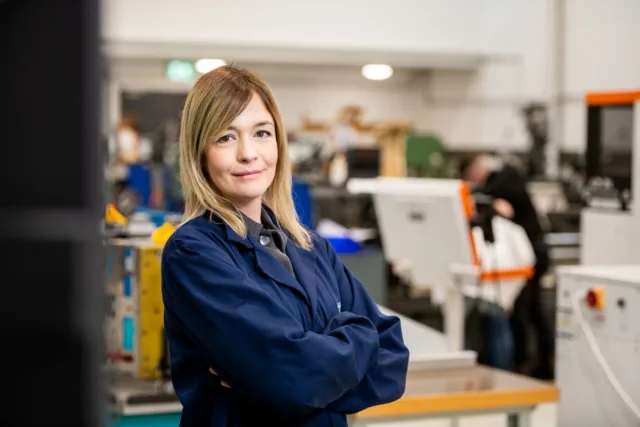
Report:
482,165,544,247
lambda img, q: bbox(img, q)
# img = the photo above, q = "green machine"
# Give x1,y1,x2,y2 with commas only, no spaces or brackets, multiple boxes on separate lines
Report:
405,133,451,178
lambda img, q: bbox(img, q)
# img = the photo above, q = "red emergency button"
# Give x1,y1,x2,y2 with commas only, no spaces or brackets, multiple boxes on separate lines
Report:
586,288,605,310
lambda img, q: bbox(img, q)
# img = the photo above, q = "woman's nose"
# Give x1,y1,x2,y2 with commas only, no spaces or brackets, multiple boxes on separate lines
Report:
236,138,258,162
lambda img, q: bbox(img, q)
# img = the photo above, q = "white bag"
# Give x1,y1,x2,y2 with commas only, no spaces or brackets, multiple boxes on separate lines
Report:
464,216,536,310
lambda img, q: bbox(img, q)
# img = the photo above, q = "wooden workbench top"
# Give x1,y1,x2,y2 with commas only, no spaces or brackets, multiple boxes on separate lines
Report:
354,365,559,419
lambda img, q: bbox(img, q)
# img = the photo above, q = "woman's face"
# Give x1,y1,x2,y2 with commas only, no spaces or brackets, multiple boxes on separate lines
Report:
205,93,278,209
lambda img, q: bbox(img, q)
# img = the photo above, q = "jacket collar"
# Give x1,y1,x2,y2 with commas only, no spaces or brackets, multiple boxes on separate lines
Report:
204,210,252,249
204,206,319,326
207,205,283,246
239,207,289,249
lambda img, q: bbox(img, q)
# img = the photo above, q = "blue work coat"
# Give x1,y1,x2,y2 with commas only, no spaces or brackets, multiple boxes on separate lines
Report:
161,211,409,427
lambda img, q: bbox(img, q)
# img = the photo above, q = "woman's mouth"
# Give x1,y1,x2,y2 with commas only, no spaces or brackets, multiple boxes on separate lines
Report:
232,170,262,179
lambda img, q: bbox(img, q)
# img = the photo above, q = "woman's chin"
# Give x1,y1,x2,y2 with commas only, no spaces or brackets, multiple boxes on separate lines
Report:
228,189,267,205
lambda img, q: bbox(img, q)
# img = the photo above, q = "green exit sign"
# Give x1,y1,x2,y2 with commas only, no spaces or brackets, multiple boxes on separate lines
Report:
166,60,196,83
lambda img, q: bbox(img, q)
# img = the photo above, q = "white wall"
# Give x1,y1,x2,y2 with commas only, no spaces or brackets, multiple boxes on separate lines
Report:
109,59,424,132
274,85,421,129
419,0,555,151
561,0,640,152
421,0,640,153
563,0,640,93
103,0,486,55
105,0,640,155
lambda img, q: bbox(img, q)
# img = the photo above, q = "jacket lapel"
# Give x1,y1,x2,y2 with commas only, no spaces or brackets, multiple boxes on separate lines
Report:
218,212,317,319
253,244,309,304
285,242,318,322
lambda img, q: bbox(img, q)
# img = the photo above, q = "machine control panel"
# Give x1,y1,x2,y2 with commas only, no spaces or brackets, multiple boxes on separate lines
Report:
585,287,605,310
556,268,640,426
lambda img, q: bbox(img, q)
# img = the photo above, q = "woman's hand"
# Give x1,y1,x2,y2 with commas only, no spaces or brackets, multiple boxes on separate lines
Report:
209,368,231,389
493,198,514,219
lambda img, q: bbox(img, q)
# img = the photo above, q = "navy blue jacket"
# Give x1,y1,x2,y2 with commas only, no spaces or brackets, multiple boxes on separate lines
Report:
161,211,409,426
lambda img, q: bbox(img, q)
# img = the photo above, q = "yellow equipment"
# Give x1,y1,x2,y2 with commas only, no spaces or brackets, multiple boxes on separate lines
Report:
106,236,171,380
105,203,128,226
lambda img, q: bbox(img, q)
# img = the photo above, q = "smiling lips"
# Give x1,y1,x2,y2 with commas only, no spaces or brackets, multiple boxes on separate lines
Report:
232,169,263,180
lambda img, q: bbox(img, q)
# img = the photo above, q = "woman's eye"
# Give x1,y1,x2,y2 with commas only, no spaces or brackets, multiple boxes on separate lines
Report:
216,134,234,143
256,130,272,138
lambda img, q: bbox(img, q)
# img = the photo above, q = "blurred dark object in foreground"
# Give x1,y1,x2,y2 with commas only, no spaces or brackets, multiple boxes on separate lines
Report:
0,1,103,426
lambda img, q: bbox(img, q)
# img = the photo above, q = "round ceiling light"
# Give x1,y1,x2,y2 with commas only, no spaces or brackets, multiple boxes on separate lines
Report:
195,58,227,74
361,64,394,81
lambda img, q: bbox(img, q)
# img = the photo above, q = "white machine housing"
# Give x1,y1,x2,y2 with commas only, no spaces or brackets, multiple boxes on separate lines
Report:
581,94,640,265
349,178,475,289
348,177,534,351
348,177,534,307
556,265,640,427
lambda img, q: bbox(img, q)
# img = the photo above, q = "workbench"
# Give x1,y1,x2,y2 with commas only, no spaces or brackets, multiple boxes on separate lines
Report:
350,365,559,427
107,366,558,427
107,309,557,427
106,375,181,427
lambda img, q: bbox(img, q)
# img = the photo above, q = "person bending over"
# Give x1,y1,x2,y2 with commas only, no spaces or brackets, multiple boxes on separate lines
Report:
459,154,554,379
161,65,410,427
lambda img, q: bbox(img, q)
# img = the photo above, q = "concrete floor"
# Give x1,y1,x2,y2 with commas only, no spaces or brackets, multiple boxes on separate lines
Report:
365,403,556,427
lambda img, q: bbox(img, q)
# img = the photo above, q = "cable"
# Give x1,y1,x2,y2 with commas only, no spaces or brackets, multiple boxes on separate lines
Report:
572,292,640,420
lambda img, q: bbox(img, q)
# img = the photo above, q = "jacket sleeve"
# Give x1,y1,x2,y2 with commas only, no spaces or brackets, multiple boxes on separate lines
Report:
321,238,410,414
161,233,380,414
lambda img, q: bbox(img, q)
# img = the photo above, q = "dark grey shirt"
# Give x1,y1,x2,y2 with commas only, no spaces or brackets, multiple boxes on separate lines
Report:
242,208,296,277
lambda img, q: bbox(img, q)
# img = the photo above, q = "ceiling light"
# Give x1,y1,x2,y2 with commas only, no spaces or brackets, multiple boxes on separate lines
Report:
195,58,227,74
361,64,393,81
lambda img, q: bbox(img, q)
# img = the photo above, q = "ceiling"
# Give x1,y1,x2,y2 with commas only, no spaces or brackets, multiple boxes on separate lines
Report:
108,57,440,92
104,40,484,71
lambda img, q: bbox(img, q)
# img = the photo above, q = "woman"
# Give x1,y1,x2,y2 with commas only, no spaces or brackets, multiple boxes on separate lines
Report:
161,66,409,427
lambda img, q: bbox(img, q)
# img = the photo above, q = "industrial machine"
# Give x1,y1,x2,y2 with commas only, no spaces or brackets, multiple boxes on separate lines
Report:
522,102,549,179
347,177,534,353
105,203,182,239
405,133,449,178
581,90,640,265
556,265,640,426
527,181,570,230
527,180,581,269
349,177,478,353
106,238,169,381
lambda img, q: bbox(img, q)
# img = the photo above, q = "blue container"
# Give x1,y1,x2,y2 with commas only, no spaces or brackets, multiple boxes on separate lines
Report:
326,237,361,255
122,317,135,352
292,177,314,229
123,276,133,297
126,164,152,208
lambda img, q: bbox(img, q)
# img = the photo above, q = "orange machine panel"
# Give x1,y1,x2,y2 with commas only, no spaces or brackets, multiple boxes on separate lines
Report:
586,90,640,106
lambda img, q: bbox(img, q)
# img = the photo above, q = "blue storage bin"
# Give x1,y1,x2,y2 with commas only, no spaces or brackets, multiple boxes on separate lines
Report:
292,177,314,229
126,164,152,208
326,237,361,255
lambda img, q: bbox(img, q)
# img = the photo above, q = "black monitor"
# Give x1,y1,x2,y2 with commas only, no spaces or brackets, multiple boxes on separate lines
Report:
345,148,380,179
586,94,635,192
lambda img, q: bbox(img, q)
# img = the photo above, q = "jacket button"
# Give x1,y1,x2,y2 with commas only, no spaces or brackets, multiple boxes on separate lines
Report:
259,235,271,246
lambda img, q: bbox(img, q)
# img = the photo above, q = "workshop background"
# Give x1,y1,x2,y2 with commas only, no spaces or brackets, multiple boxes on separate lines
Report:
100,0,640,426
5,0,636,426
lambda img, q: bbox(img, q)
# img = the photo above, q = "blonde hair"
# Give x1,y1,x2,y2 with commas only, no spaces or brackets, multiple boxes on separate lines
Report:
179,65,312,250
